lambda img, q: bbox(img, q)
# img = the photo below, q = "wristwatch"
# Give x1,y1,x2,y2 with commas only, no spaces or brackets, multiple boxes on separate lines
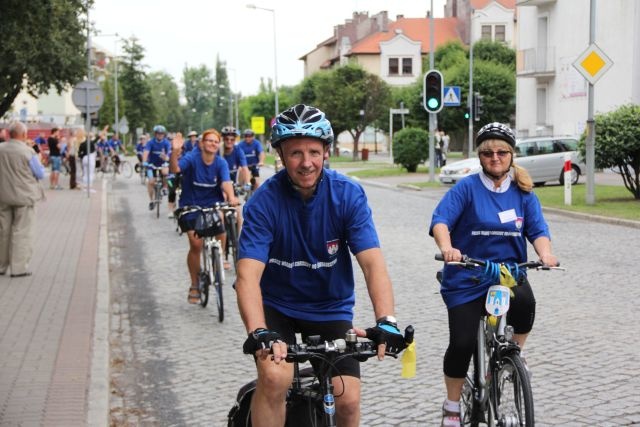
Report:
376,315,398,327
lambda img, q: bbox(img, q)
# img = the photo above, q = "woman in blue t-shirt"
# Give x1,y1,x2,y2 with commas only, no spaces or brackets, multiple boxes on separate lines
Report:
429,122,559,427
169,128,238,304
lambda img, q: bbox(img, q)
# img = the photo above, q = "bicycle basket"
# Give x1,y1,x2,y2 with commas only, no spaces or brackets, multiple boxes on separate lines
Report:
194,210,222,238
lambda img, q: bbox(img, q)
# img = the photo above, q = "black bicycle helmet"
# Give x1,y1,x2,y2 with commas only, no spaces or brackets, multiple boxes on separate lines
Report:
271,104,334,149
221,126,237,136
476,122,516,148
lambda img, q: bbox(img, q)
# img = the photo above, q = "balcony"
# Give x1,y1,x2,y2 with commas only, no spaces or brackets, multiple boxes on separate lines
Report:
516,0,556,5
517,46,555,79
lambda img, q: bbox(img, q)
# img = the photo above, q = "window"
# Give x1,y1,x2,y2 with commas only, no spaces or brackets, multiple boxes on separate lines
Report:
481,25,492,40
495,25,505,42
402,58,412,75
389,58,399,75
388,57,413,76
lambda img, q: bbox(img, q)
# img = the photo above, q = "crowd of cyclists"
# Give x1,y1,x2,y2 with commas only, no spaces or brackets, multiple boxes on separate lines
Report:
123,104,559,427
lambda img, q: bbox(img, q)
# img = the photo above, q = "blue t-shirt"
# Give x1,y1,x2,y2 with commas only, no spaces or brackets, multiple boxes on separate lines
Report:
135,142,145,155
144,137,171,166
237,139,263,167
178,150,230,208
108,138,123,153
239,169,380,322
96,140,109,153
223,147,247,182
429,174,551,308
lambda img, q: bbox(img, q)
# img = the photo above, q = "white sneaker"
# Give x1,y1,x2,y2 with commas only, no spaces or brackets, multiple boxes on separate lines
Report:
167,211,174,219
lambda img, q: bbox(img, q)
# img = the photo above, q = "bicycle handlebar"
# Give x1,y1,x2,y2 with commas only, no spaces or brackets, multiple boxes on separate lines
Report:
434,254,564,270
174,202,234,219
284,326,414,364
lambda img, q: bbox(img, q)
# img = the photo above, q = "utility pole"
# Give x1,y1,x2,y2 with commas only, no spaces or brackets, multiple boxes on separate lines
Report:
428,0,437,182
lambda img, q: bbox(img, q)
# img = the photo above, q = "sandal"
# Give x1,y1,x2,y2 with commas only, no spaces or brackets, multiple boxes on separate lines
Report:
188,286,200,304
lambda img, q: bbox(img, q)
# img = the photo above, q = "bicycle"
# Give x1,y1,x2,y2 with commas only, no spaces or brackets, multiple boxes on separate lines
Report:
435,254,564,427
146,164,166,219
135,161,147,184
220,205,239,270
113,155,133,179
228,326,415,427
175,203,230,322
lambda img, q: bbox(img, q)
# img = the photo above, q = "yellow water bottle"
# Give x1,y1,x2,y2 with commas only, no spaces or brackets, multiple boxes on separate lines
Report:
401,341,416,378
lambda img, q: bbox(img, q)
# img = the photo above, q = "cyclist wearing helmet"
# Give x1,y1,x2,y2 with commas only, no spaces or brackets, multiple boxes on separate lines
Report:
167,131,198,218
236,128,265,190
429,122,558,427
236,104,407,427
143,125,171,211
170,129,238,303
220,126,249,188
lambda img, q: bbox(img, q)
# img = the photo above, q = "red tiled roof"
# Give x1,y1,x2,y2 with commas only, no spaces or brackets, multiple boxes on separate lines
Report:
471,0,515,10
347,17,461,55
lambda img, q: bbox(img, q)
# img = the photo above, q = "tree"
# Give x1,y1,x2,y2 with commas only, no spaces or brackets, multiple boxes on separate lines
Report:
119,37,154,137
579,104,640,199
393,127,429,172
473,40,516,70
148,71,184,132
182,65,215,132
0,0,89,118
313,64,391,160
97,61,124,131
213,57,232,129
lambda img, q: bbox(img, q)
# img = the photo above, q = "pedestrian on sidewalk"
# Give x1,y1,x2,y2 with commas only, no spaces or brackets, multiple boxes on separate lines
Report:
48,127,62,190
67,128,83,190
0,121,45,277
78,130,97,191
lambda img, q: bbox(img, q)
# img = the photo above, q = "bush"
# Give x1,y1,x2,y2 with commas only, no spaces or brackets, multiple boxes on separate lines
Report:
393,127,429,172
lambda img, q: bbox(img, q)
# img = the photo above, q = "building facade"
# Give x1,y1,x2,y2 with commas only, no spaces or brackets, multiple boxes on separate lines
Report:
515,0,640,137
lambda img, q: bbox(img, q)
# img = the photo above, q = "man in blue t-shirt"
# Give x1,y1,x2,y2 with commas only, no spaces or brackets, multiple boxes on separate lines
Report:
236,104,408,427
220,126,249,187
236,128,265,190
170,128,238,304
142,125,171,211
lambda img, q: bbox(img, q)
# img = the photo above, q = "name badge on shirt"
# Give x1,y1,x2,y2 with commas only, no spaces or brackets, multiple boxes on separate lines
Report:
498,208,517,224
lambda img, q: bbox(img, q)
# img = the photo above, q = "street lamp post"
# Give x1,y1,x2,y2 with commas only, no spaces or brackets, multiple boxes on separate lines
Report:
95,32,121,137
468,9,487,158
228,67,240,131
247,4,279,119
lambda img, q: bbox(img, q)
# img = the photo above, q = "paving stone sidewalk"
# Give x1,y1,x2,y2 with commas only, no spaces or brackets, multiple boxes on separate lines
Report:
0,177,109,426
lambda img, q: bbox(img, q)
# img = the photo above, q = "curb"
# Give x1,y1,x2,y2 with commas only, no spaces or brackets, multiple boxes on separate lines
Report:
87,179,111,426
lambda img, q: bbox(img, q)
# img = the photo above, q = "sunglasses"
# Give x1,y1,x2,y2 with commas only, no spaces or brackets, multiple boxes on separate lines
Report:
479,150,511,159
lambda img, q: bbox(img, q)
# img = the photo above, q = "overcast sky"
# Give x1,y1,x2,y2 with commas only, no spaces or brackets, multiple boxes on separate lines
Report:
92,0,446,96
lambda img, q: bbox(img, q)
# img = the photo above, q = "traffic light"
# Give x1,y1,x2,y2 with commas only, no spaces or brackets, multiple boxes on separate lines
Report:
473,92,484,121
423,69,444,113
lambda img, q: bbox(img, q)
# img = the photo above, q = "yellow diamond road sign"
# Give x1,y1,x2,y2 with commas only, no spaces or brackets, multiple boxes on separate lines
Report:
573,43,613,85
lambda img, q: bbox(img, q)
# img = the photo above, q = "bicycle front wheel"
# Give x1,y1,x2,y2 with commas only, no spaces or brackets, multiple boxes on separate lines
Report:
492,353,534,427
155,185,161,218
212,246,224,322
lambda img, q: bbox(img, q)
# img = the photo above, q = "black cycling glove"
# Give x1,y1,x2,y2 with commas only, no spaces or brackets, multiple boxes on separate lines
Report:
365,321,407,355
242,328,283,354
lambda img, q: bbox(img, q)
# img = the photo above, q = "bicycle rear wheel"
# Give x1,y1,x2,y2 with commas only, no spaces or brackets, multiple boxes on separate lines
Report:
120,161,133,178
226,214,239,271
492,353,534,427
212,246,224,322
199,270,210,308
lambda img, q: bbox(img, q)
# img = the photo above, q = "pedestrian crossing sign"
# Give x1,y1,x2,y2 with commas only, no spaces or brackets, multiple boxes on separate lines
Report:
443,86,461,107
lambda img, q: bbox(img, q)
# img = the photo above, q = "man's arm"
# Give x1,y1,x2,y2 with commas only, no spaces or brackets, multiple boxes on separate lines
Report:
169,133,184,173
235,258,267,333
221,181,238,206
355,247,395,320
258,150,266,167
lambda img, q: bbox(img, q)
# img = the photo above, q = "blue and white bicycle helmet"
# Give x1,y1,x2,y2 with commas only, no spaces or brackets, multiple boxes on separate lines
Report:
271,104,334,148
476,122,516,148
153,124,167,134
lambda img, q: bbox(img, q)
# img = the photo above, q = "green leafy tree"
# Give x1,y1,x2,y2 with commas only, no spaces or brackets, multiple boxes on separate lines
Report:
0,0,89,117
97,66,123,131
393,127,429,172
213,57,232,129
119,37,154,137
148,71,184,132
313,64,391,160
473,40,516,70
182,65,215,132
578,104,640,199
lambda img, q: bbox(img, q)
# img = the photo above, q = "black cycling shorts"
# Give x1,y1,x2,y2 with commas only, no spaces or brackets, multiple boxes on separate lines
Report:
177,211,225,235
264,305,361,379
249,165,260,178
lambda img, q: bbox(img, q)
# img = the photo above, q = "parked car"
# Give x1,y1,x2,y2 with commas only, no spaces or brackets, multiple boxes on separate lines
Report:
438,136,585,186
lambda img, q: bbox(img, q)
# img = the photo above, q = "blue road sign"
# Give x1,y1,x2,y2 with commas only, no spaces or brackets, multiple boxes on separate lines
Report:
443,86,461,107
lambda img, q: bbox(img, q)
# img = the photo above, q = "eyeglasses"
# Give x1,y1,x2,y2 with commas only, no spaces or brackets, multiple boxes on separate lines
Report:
202,138,219,143
479,150,511,159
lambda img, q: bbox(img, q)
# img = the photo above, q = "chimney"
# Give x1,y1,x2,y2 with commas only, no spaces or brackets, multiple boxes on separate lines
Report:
396,14,404,20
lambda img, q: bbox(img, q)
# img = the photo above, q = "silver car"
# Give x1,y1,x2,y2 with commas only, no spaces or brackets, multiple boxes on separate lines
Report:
438,136,585,186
